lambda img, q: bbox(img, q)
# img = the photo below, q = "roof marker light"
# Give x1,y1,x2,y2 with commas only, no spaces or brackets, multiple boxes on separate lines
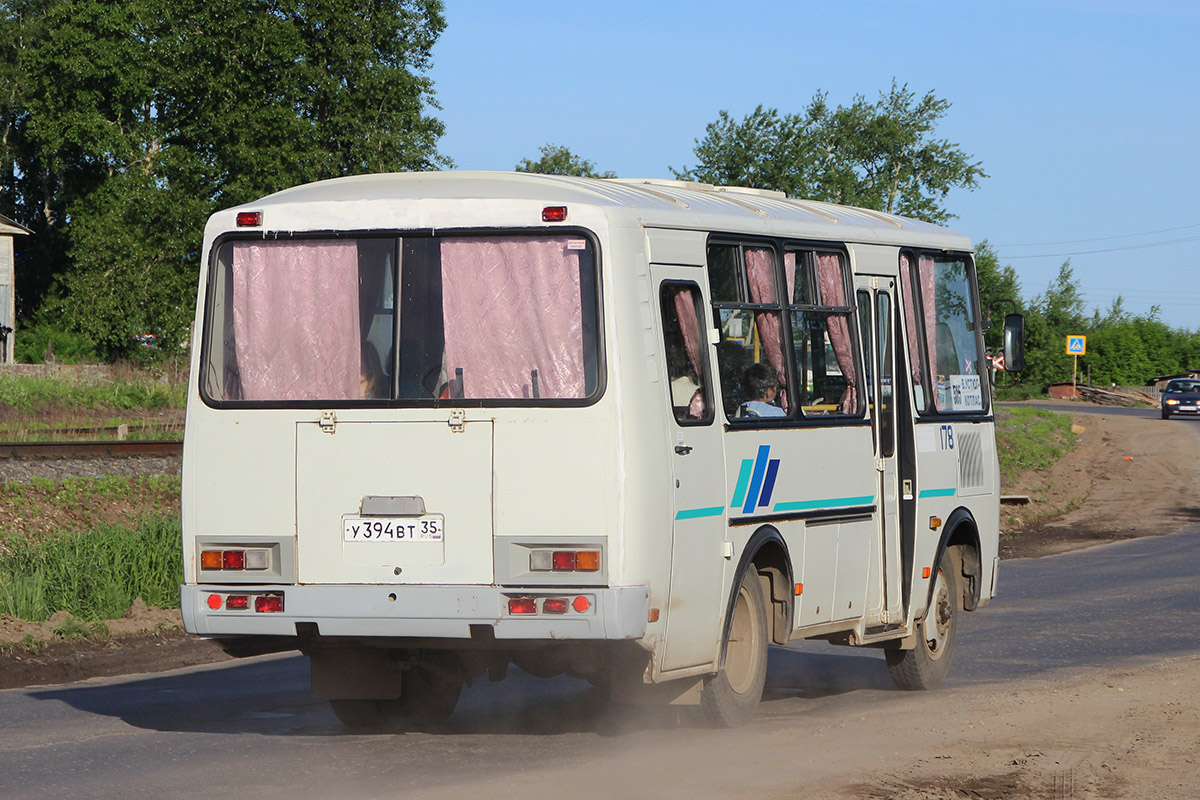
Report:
542,206,567,222
236,211,262,227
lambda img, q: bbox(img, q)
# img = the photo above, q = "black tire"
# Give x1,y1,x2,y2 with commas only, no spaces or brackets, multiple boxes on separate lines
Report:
329,698,404,730
886,561,958,690
1162,409,1171,419
396,665,463,729
700,567,769,727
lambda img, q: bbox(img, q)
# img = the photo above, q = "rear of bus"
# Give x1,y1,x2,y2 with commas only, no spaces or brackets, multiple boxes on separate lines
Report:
179,174,654,719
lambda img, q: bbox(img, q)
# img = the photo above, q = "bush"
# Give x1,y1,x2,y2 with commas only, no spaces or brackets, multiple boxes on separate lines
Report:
13,322,101,364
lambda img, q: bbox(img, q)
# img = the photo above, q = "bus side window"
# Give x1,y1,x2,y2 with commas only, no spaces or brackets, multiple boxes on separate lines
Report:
660,283,713,424
786,249,860,416
707,243,791,421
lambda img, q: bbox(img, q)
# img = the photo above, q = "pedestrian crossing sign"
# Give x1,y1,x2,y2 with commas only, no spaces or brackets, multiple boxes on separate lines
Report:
1066,336,1086,356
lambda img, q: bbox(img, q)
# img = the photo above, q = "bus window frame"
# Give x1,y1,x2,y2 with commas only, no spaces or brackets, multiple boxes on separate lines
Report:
899,248,992,419
659,280,716,428
705,235,867,428
198,227,608,411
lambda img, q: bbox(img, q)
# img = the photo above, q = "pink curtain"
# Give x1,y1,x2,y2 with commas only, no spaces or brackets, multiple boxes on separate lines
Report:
898,254,924,388
231,240,361,401
441,236,585,399
672,287,706,418
745,247,787,410
918,254,938,382
783,251,798,304
816,253,857,413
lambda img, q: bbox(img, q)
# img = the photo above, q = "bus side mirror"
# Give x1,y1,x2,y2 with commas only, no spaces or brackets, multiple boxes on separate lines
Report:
1003,313,1025,373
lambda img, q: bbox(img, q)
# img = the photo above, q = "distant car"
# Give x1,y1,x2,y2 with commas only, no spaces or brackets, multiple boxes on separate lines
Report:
1160,379,1200,419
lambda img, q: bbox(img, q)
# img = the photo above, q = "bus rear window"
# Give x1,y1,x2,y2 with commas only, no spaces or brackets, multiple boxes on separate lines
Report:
203,234,600,404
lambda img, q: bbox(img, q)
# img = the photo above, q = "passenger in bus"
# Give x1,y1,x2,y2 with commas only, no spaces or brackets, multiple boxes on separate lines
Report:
360,343,387,399
739,362,786,418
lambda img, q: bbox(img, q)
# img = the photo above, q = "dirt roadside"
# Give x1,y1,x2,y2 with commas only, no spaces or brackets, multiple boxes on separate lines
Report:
2,400,1198,694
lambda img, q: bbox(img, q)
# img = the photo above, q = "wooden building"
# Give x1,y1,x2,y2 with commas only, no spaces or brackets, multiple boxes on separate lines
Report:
0,213,28,363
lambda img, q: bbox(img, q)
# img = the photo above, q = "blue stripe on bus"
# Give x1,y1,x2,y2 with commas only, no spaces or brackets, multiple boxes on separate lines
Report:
773,494,876,513
730,458,754,509
742,445,771,514
675,506,725,521
918,488,957,498
759,458,780,508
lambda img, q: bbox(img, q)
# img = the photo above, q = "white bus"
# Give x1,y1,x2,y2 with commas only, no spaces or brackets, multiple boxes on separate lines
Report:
180,171,1020,728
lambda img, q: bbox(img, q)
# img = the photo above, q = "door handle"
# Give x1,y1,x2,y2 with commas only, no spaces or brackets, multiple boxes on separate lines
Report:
674,444,694,455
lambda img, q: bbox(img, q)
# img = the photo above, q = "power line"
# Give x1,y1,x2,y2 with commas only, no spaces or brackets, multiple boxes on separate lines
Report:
998,235,1200,259
994,222,1200,247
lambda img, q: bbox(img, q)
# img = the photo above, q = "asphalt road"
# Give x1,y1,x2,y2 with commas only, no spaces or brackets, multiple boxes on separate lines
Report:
3,528,1198,799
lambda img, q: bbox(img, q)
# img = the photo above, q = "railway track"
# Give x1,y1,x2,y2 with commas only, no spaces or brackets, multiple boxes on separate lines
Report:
0,440,183,459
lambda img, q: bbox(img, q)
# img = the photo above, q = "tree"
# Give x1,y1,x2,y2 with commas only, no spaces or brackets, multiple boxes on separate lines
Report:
670,106,816,196
973,240,1023,352
0,0,451,356
673,80,986,224
516,144,615,178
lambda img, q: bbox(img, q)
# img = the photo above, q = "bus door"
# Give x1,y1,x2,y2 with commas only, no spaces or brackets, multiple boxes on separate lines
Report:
856,276,905,626
653,269,728,672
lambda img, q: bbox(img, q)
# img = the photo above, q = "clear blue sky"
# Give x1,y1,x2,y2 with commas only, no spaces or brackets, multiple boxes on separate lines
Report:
430,1,1200,330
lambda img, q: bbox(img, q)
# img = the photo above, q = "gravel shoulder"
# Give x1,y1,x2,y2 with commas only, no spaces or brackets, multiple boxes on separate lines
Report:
2,400,1197,691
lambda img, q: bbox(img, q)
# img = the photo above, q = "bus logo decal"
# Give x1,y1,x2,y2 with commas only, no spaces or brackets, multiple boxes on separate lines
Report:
731,445,781,514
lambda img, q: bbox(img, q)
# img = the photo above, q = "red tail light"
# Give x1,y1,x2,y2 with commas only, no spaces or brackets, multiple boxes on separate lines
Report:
508,597,538,615
255,595,284,613
222,550,246,570
543,597,568,614
226,595,250,610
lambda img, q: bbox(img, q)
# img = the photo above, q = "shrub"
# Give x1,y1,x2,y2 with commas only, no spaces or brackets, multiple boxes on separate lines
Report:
13,322,100,364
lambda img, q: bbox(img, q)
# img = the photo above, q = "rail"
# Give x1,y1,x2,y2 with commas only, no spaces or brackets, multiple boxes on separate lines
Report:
0,440,183,459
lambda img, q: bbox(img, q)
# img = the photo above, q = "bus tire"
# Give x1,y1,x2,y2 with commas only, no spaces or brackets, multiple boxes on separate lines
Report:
329,698,403,730
886,560,958,690
397,665,463,728
701,567,769,727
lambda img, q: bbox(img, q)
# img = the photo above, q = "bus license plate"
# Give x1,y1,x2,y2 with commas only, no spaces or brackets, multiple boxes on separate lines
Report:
343,515,444,542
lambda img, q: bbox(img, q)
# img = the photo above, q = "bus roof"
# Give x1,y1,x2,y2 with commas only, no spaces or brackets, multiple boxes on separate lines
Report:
238,171,974,251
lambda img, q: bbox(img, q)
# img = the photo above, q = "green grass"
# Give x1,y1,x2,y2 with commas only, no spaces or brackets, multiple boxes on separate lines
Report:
0,373,186,414
0,419,183,442
0,516,182,622
0,474,180,514
995,407,1078,484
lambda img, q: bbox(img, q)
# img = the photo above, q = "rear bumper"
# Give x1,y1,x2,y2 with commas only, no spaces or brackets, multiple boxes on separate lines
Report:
180,583,649,641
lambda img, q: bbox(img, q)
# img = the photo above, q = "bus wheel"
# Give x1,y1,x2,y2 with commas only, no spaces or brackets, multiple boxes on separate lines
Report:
701,567,769,727
397,665,463,729
329,698,403,730
886,560,958,690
